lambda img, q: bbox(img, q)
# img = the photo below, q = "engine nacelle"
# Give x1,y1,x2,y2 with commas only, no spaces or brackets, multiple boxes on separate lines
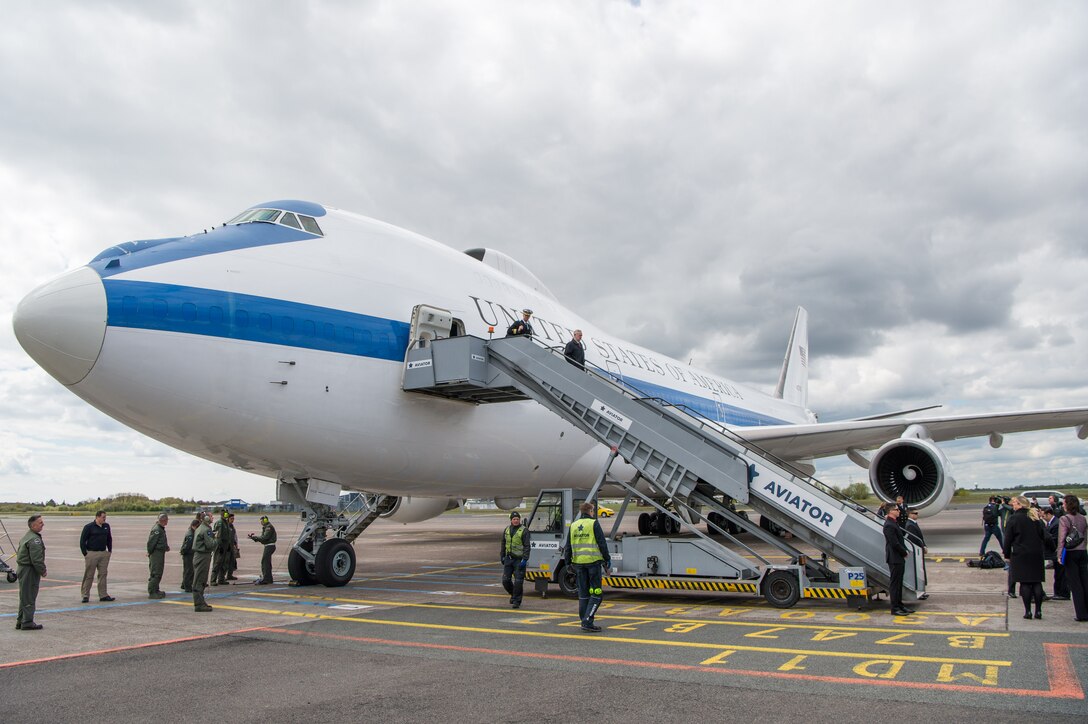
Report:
493,496,524,511
869,437,956,515
380,496,458,524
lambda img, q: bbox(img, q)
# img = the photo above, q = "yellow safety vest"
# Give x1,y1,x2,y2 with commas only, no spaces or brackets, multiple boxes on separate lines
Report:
569,518,603,564
504,526,526,558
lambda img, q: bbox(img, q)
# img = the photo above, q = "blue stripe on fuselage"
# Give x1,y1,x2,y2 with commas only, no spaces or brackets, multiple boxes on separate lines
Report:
101,280,787,427
103,280,410,361
610,375,789,427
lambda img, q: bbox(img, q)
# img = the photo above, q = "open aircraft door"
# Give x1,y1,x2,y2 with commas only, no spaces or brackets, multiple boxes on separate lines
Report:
407,304,455,351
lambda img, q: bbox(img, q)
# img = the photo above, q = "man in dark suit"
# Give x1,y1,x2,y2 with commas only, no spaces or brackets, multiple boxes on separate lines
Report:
1043,508,1070,600
883,506,913,615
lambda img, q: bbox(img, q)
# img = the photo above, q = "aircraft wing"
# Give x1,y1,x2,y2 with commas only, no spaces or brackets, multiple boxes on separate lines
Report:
737,407,1088,461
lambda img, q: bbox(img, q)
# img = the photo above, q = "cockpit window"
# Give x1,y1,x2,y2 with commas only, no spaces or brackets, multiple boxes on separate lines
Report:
299,215,323,235
227,207,324,236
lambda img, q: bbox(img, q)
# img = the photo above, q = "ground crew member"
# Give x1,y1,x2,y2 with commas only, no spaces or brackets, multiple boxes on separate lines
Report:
146,512,170,598
211,510,231,585
79,509,115,603
180,518,199,592
562,501,612,632
505,308,535,337
248,515,277,584
191,512,215,612
227,513,240,580
500,511,531,609
15,514,47,630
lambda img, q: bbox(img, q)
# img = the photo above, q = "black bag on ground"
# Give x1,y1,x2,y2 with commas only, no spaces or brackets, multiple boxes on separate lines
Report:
977,550,1004,569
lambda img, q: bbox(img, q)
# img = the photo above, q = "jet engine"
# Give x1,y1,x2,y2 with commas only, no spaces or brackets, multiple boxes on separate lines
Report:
868,433,956,514
379,496,459,523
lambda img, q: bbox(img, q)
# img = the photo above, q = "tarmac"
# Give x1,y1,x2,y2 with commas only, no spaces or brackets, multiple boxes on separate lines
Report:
0,506,1085,723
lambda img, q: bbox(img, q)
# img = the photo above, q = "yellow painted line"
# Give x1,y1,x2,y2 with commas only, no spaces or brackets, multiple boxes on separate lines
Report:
248,592,1008,637
184,600,1011,666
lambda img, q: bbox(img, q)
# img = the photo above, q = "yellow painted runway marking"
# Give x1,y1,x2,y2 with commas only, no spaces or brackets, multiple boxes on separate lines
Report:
246,591,1009,638
186,599,1014,666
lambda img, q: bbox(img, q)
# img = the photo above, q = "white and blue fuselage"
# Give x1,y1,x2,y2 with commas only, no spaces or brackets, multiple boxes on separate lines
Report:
14,201,810,501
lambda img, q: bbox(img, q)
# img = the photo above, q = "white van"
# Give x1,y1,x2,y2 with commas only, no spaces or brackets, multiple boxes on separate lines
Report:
1018,489,1063,504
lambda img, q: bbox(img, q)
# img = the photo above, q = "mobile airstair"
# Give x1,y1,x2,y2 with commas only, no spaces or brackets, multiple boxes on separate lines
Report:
403,335,924,607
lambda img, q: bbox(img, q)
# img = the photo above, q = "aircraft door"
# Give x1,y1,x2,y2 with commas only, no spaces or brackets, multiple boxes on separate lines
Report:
408,304,454,351
713,392,726,424
604,360,622,385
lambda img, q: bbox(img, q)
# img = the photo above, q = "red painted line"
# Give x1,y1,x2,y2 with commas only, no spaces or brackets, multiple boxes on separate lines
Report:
0,626,269,670
1042,642,1088,699
264,628,1085,700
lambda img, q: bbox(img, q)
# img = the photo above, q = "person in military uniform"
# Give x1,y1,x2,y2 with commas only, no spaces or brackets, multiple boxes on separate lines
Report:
211,510,231,585
505,308,535,337
191,512,215,612
562,501,612,632
146,512,170,598
500,511,531,609
15,514,47,630
227,513,240,580
180,518,199,592
247,515,277,584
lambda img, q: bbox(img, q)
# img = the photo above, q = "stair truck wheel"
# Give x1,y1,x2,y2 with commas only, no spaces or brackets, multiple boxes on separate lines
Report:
558,563,579,598
287,541,317,586
763,569,801,608
315,538,357,587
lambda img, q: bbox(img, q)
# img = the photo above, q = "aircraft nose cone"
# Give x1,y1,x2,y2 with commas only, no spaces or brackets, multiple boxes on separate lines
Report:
13,266,107,385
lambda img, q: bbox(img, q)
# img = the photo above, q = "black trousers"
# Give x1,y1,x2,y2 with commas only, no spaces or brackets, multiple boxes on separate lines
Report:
501,557,525,605
888,559,904,611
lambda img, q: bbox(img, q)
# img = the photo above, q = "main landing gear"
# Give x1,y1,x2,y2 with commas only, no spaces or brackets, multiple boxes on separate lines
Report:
278,475,394,587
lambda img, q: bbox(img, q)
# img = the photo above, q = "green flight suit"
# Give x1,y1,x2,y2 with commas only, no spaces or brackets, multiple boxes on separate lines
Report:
16,529,46,628
192,520,215,610
252,521,277,583
147,522,169,596
180,526,195,591
212,517,232,584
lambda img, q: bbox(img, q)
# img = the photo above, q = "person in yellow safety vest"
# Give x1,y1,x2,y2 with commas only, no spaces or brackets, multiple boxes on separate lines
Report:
500,511,532,609
562,501,612,632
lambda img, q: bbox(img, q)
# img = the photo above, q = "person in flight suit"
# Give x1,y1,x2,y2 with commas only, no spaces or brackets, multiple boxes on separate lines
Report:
146,512,170,598
227,513,240,580
505,308,535,337
211,510,232,585
562,501,612,632
191,512,215,612
500,511,531,609
15,514,47,630
883,506,913,616
248,515,277,584
180,518,199,592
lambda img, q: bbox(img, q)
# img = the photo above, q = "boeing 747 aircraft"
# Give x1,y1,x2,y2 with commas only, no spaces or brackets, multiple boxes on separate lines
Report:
13,200,1088,585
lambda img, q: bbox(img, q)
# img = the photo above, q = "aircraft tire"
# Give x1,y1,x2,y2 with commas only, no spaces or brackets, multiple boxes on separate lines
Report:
315,539,356,587
557,564,579,598
763,570,801,608
637,512,651,536
287,544,318,586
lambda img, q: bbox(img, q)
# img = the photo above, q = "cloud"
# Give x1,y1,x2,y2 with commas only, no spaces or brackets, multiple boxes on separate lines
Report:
1,1,1086,502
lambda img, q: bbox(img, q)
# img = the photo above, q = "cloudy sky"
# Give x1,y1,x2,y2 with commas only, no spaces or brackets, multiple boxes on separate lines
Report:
2,1,1085,504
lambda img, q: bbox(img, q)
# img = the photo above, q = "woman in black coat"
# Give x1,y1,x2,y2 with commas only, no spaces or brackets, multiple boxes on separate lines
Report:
1003,496,1047,619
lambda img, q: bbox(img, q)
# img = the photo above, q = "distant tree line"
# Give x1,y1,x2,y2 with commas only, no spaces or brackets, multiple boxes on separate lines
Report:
0,492,213,514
